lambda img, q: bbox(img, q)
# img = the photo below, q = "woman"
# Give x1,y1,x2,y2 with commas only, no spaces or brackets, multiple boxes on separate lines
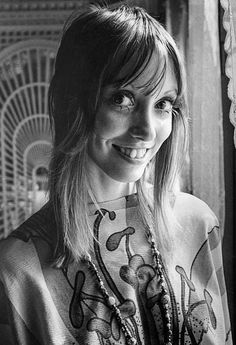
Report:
0,5,232,345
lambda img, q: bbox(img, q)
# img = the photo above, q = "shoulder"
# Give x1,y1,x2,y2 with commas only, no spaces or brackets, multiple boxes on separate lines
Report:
173,192,219,237
0,235,32,267
0,237,52,293
0,237,41,287
10,202,56,245
170,193,223,269
0,204,55,277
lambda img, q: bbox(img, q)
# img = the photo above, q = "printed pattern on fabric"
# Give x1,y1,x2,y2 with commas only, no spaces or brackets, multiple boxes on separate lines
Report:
0,193,232,345
175,226,225,345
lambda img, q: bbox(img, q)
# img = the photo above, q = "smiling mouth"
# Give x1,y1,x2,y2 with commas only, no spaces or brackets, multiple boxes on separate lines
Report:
113,145,148,159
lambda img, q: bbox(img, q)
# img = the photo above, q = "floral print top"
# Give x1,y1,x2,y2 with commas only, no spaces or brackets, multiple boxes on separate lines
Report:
0,192,232,345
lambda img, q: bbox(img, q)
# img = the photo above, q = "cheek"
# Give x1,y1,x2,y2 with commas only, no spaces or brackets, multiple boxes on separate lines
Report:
156,118,173,143
148,119,172,161
94,109,126,140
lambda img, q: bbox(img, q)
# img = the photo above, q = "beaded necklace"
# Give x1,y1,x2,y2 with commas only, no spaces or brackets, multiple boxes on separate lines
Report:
84,228,173,345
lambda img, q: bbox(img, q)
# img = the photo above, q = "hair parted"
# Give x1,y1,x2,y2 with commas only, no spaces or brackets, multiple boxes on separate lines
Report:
48,4,189,267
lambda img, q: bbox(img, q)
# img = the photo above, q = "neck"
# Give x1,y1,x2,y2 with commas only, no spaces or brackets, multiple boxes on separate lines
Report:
86,158,137,203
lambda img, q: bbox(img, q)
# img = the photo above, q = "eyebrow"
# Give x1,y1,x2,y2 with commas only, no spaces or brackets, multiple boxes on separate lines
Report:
160,89,178,97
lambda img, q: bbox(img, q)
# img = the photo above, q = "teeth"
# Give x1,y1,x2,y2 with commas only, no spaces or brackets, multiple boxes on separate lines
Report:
126,148,131,156
118,146,147,159
136,149,146,158
130,149,137,159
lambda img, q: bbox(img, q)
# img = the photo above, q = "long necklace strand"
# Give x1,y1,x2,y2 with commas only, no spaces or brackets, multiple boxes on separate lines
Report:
85,232,172,345
148,230,172,345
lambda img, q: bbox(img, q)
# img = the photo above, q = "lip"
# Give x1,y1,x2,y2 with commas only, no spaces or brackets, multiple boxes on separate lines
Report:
113,144,152,150
112,144,150,163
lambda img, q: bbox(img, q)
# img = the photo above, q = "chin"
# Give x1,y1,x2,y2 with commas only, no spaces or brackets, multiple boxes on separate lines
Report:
106,169,145,183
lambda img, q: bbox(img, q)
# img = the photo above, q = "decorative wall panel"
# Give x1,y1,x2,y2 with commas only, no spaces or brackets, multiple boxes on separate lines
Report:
0,40,56,237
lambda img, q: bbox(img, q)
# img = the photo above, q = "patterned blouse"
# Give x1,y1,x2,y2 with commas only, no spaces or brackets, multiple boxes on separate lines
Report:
0,192,232,345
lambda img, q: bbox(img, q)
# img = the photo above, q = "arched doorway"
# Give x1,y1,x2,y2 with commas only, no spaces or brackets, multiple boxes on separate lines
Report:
0,39,56,236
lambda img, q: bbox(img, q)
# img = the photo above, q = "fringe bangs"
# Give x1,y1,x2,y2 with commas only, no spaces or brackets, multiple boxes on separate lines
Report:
102,12,170,95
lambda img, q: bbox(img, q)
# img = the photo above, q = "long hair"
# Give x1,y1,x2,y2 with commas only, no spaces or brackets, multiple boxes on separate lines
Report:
48,5,188,267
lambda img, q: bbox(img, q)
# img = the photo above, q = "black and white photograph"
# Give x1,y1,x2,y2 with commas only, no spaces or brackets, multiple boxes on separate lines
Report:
0,1,235,344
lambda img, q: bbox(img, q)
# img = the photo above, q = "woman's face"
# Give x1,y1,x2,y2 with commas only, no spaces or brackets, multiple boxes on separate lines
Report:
87,54,178,183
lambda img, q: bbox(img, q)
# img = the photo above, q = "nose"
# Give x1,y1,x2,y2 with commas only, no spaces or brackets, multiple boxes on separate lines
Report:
129,105,156,142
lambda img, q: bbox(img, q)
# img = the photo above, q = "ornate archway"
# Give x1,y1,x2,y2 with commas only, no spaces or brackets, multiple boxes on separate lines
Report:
0,39,56,236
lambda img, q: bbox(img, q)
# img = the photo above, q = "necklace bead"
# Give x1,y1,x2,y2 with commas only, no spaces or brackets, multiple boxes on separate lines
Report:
161,293,171,305
127,337,137,345
107,296,116,306
85,227,172,345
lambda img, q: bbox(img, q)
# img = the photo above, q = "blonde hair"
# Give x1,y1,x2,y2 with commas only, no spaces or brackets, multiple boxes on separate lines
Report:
48,5,188,267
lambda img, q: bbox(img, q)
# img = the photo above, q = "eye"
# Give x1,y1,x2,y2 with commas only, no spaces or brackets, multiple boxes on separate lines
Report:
155,99,173,112
111,91,134,110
